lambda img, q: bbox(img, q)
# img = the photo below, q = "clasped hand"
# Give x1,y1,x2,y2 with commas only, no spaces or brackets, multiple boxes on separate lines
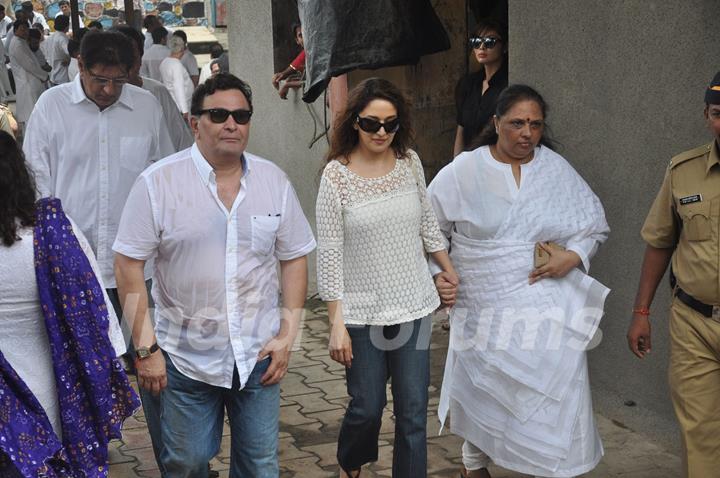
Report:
434,270,460,307
528,243,581,284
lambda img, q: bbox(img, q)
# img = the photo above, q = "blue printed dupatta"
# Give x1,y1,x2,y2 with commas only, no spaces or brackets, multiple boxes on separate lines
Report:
0,198,139,477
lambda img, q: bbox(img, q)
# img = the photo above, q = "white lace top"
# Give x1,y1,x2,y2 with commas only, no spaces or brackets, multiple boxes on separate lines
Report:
316,150,445,325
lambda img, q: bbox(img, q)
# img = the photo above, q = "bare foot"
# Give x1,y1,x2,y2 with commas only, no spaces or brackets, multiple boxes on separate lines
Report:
339,467,361,478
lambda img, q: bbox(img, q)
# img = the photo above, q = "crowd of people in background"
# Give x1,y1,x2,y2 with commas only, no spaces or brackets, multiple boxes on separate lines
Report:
0,1,227,140
0,5,719,478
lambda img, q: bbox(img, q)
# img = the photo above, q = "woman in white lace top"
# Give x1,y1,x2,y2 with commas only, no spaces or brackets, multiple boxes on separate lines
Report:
316,78,458,478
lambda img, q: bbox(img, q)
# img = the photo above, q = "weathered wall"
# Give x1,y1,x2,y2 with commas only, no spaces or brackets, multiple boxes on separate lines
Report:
228,0,327,289
510,0,720,451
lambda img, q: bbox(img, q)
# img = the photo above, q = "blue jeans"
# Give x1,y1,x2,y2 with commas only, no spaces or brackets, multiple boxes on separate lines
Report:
337,316,431,477
160,354,280,478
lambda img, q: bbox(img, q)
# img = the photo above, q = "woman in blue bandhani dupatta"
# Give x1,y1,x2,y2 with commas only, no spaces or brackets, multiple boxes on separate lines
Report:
0,130,139,478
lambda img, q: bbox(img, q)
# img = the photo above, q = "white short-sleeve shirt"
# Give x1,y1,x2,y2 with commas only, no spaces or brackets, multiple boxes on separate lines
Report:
113,145,316,388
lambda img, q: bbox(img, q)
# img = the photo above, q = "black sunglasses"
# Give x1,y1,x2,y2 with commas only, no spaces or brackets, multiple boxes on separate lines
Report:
356,116,401,134
196,108,253,124
469,36,500,50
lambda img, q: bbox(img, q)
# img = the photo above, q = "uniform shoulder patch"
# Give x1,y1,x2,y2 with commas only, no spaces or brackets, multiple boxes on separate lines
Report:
669,143,711,169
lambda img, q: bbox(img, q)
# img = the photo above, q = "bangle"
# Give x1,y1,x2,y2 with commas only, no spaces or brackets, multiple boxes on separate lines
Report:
632,307,650,317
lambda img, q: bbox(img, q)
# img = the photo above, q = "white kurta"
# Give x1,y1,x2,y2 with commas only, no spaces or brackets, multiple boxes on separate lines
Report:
0,218,126,437
159,56,193,114
428,146,610,477
9,36,47,122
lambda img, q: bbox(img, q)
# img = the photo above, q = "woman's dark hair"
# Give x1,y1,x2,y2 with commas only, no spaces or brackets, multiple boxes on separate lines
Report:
472,84,557,150
325,78,414,163
0,131,36,246
473,18,508,44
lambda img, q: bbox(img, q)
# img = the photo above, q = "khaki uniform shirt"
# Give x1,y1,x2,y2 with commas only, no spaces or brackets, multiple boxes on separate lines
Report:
642,141,720,304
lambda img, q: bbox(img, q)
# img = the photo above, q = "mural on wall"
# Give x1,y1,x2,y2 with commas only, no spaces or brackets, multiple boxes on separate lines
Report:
13,0,209,29
213,0,224,26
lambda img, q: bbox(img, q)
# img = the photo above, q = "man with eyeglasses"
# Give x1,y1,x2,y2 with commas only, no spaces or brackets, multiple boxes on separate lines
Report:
23,30,174,360
113,73,315,477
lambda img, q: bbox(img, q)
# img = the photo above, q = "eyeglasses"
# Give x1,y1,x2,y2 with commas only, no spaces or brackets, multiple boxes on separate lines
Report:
356,116,400,134
506,119,545,130
196,108,253,124
87,71,128,87
469,36,500,50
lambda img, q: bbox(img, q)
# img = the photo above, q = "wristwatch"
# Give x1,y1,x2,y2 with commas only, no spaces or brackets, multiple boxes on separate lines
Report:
135,343,160,360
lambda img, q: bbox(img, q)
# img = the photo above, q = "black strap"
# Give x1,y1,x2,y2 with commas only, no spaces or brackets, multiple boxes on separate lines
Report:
675,287,713,318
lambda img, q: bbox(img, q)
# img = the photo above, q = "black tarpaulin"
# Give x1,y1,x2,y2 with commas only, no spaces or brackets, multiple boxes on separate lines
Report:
298,0,451,103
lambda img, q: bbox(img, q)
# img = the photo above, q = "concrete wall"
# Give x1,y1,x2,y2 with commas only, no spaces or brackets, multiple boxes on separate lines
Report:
510,0,720,451
228,0,327,289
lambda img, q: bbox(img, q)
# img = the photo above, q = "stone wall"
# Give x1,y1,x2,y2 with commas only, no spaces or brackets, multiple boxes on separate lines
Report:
509,0,720,451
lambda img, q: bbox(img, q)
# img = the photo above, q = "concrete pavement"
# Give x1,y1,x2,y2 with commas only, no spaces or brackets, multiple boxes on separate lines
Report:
108,298,682,477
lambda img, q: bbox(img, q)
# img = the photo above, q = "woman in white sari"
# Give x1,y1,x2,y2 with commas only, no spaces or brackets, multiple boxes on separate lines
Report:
428,85,610,478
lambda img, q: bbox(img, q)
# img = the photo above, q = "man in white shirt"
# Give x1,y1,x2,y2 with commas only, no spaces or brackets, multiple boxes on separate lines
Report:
172,30,198,86
24,29,174,296
21,1,48,35
0,5,13,39
114,25,193,152
46,14,70,85
55,1,83,33
114,73,315,478
9,20,47,129
140,26,169,82
159,35,194,118
142,14,160,52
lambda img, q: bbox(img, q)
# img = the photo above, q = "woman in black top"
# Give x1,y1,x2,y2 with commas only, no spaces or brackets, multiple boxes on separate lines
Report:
453,19,508,157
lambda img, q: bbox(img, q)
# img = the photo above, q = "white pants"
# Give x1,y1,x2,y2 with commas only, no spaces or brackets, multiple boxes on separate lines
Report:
461,441,575,478
462,441,491,471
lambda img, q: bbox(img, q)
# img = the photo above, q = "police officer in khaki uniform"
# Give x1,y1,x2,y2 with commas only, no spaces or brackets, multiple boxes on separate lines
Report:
628,71,720,478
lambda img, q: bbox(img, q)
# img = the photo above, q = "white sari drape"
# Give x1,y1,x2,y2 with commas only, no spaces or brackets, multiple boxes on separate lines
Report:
432,146,610,477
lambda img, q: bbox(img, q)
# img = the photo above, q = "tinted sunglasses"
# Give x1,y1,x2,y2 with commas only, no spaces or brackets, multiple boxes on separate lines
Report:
356,116,401,134
196,108,253,124
469,36,500,50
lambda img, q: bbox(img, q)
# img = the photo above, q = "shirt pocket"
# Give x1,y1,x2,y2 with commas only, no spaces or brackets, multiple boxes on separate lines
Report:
251,215,281,255
681,202,712,242
120,135,154,171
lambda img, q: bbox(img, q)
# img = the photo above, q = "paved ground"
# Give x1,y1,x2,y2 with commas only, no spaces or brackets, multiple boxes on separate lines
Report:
108,298,682,477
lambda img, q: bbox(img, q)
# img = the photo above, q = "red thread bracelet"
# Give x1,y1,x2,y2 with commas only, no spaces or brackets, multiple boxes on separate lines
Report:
632,307,650,317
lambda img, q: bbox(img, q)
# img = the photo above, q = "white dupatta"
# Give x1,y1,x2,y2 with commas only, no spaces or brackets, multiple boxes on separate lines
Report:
436,146,610,477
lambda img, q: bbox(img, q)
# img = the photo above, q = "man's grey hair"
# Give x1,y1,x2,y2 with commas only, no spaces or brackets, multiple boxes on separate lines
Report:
168,35,185,54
